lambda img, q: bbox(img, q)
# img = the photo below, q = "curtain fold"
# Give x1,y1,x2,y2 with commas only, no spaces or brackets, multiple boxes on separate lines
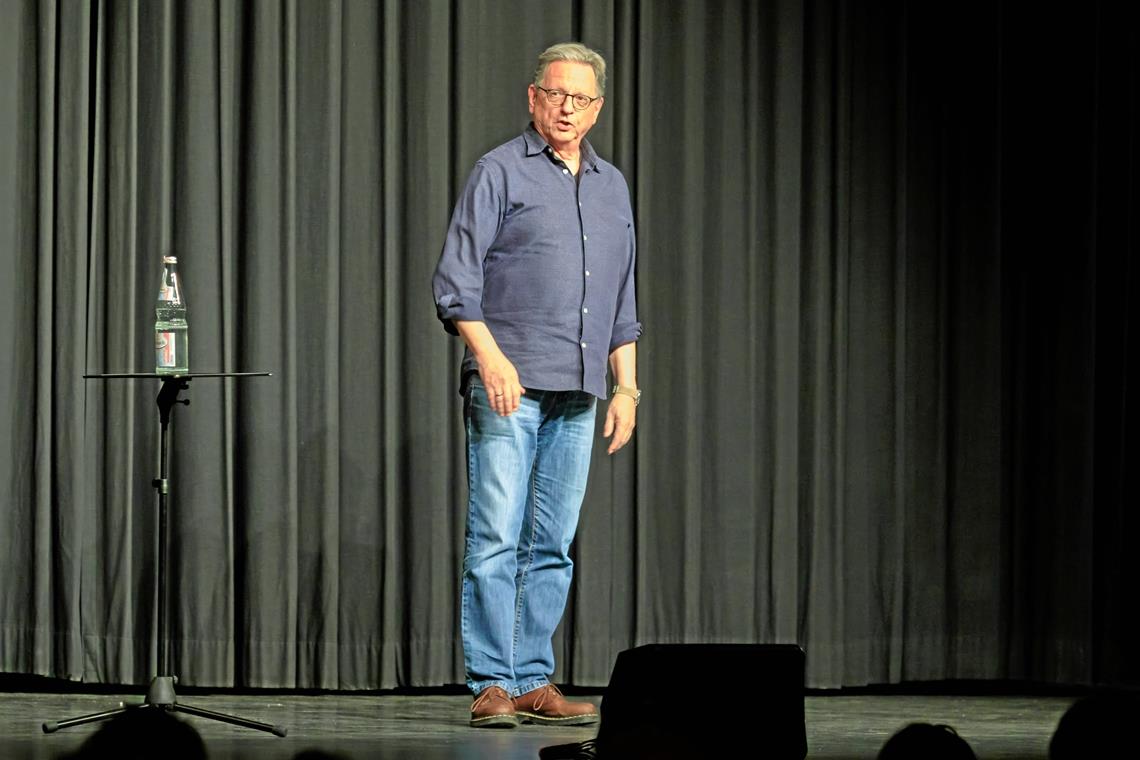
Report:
1,0,1136,690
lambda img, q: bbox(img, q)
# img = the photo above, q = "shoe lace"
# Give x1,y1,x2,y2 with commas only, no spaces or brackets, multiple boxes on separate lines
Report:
472,686,511,710
531,683,563,710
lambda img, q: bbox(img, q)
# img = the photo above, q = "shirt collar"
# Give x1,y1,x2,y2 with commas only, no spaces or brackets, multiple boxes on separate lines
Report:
524,123,602,174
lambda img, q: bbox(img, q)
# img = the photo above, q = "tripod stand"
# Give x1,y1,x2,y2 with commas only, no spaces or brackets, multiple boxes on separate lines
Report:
44,372,285,738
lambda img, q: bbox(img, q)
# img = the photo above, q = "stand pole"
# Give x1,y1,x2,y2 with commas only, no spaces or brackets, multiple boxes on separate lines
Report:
154,375,184,681
43,375,286,738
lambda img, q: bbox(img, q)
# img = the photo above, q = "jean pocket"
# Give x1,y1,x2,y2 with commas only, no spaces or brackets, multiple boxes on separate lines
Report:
463,373,483,417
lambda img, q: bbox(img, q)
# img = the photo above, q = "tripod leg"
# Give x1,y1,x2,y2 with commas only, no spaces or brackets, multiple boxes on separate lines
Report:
172,702,288,737
42,704,132,734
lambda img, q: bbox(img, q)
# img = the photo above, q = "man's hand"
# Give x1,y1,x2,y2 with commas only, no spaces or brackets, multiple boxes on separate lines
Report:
454,320,526,416
477,352,526,416
604,394,637,454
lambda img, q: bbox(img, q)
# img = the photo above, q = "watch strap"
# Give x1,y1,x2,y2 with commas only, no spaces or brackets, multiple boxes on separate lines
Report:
612,384,641,405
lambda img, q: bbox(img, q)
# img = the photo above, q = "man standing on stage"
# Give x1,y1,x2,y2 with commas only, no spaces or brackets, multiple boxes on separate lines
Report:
432,42,642,728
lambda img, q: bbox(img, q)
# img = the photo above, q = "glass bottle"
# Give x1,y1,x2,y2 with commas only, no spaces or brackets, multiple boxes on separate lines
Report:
155,256,189,374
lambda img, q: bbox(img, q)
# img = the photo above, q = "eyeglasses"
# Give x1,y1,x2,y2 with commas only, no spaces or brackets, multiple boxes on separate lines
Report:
535,85,601,111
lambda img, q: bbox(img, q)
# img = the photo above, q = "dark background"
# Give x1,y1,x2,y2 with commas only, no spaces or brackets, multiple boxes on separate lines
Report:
1,0,1136,690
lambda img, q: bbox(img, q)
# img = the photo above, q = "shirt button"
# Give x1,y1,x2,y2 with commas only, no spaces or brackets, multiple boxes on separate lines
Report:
581,341,587,348
563,169,569,175
582,307,588,314
585,270,591,276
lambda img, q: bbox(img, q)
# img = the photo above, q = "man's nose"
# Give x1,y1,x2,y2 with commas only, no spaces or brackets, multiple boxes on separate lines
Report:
561,97,576,114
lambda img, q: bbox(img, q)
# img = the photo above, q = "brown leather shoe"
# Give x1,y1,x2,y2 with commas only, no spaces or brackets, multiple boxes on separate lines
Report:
515,684,599,726
470,685,519,728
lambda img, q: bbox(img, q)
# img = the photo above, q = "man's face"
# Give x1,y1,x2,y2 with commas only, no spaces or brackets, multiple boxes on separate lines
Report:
528,61,604,153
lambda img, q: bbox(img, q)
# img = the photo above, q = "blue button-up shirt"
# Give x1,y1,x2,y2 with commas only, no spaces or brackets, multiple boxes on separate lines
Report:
432,125,641,399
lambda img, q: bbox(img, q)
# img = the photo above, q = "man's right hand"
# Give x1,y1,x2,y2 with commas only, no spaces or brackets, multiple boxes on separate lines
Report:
477,352,526,416
453,320,526,416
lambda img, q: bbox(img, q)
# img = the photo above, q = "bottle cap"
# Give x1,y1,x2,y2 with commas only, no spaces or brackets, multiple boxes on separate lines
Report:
163,256,178,264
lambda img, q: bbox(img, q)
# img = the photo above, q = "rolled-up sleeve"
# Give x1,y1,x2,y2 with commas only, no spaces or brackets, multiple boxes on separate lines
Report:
609,220,642,352
432,161,504,335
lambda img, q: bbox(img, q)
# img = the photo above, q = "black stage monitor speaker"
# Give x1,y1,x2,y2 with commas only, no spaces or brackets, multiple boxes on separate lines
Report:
595,643,806,759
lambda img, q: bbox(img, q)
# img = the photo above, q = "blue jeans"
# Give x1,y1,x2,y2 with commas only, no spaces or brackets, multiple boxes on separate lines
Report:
461,376,597,697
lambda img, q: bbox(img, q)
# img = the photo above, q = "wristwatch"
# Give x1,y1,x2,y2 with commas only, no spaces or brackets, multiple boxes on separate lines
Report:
612,385,641,406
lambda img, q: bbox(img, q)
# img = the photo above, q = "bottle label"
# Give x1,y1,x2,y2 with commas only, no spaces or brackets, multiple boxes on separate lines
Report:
156,331,176,367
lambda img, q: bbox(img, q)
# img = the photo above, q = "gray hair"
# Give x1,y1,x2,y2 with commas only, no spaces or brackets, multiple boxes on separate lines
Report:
533,42,607,97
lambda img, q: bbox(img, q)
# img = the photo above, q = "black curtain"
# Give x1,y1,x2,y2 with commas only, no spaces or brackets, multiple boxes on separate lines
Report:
1,0,1136,690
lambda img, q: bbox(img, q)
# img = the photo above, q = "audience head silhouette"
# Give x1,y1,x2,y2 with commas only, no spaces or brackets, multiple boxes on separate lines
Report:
1049,692,1139,759
878,722,977,760
68,706,207,760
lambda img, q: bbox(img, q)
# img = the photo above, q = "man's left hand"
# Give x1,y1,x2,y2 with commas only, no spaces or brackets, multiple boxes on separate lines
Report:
604,394,637,455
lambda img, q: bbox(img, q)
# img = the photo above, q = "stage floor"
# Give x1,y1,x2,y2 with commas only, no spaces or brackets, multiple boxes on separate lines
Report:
0,690,1073,759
